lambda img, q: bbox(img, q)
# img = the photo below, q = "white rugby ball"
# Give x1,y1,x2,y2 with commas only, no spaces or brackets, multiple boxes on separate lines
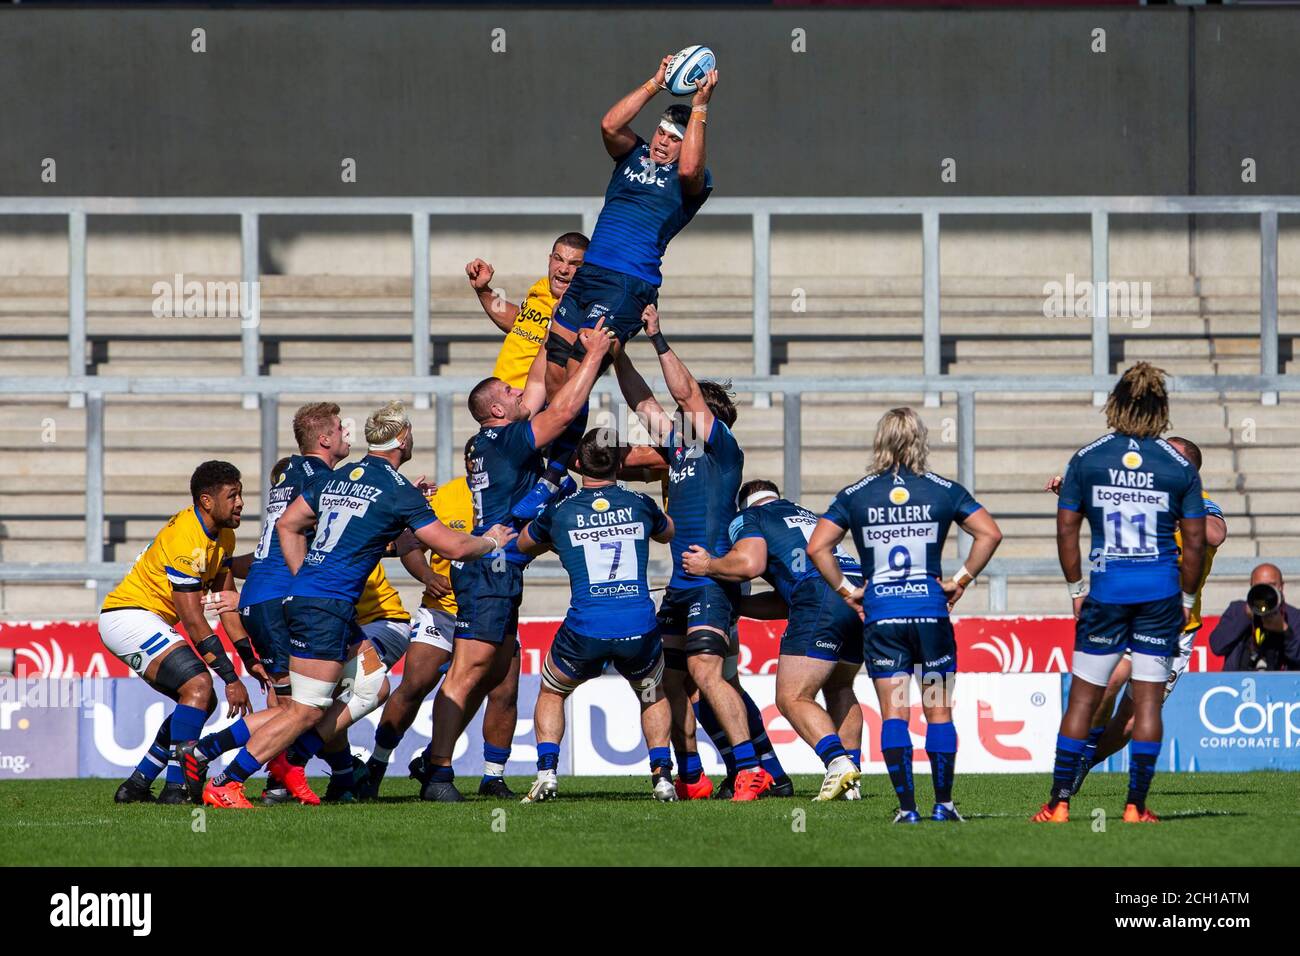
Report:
665,45,716,97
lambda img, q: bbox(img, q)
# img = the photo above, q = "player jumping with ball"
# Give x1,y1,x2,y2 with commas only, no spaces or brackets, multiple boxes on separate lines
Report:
514,52,718,519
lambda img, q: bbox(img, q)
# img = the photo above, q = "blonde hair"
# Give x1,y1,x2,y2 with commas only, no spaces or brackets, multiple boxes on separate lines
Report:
869,407,929,476
364,400,410,447
1104,362,1170,438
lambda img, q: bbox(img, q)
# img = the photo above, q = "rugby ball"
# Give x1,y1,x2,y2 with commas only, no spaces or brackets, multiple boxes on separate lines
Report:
665,45,716,97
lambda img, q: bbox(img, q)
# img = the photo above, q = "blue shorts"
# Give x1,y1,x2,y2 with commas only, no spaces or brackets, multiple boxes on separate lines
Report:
550,622,663,683
241,597,292,675
1075,593,1183,658
553,262,659,358
451,557,525,646
656,582,740,656
283,595,364,664
781,577,864,665
863,617,956,678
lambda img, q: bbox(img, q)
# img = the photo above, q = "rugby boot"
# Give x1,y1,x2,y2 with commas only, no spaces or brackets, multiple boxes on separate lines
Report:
731,767,774,802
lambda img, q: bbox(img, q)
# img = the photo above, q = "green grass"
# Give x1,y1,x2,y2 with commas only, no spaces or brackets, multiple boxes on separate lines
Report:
1,772,1296,866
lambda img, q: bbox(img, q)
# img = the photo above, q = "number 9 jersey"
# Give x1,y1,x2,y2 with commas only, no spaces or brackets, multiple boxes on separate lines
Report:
527,484,669,638
1057,434,1204,604
823,467,983,623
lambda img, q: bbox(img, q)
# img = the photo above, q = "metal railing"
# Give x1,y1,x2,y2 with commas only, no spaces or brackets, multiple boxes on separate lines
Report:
1,372,1297,611
0,194,1295,413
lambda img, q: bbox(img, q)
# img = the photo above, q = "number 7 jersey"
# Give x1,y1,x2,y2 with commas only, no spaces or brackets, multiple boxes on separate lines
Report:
527,484,669,638
823,466,982,623
1057,433,1205,604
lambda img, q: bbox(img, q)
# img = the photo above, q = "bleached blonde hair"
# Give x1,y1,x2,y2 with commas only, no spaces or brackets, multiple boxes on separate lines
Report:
868,407,929,476
364,400,410,448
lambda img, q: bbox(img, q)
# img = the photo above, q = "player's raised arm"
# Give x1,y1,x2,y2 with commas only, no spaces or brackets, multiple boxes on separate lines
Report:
528,320,613,448
466,258,519,333
679,69,716,195
613,349,675,446
643,305,714,439
601,54,673,159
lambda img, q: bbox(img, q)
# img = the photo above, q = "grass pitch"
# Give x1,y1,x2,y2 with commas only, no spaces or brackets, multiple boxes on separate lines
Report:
1,772,1296,867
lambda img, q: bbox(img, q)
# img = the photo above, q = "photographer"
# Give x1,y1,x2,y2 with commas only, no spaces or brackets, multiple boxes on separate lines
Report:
1209,564,1300,671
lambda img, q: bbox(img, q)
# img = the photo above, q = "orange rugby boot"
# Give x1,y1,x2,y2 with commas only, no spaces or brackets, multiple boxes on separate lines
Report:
1031,801,1070,823
268,752,321,806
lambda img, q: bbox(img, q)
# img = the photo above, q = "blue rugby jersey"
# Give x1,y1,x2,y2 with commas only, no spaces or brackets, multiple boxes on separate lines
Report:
466,420,545,567
728,498,862,603
583,137,713,286
239,454,331,608
823,467,982,623
289,455,437,604
529,484,668,638
665,418,744,590
1057,434,1205,604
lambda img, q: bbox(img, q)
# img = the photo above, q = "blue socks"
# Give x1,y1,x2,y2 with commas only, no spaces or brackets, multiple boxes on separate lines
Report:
322,748,354,775
483,743,510,782
537,743,560,772
1071,724,1107,796
740,688,787,781
693,699,735,776
135,716,172,783
1051,733,1089,804
925,721,957,805
1127,740,1161,811
731,740,759,771
166,704,207,785
197,718,250,760
814,734,847,768
371,724,402,764
676,749,702,783
882,718,915,812
847,747,862,770
213,748,262,786
648,746,672,775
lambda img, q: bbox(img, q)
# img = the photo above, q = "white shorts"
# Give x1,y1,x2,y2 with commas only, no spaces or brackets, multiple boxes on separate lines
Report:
361,618,411,671
1123,628,1197,703
409,606,456,654
99,609,185,677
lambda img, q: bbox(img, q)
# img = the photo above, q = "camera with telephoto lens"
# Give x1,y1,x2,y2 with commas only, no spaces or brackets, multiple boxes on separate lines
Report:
1247,583,1281,617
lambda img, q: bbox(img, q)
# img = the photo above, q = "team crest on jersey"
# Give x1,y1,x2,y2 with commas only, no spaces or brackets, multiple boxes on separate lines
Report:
276,472,286,486
593,498,610,512
1122,451,1143,470
349,467,365,480
889,486,910,506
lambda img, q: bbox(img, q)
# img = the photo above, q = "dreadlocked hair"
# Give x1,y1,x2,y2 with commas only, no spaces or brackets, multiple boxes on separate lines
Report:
1104,362,1170,438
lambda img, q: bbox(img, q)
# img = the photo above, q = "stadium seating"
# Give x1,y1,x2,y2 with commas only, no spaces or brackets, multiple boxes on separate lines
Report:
1,218,1297,620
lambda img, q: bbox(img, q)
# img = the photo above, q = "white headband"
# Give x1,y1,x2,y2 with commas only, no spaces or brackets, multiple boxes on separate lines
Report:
367,425,409,452
658,118,685,140
744,491,779,509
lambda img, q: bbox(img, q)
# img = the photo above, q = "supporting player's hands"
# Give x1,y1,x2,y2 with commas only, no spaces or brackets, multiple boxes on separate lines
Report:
424,571,453,601
1044,475,1063,496
681,544,714,577
482,523,518,553
641,304,660,336
224,679,253,718
1072,595,1085,620
466,258,495,293
413,474,437,500
691,69,719,107
247,660,272,693
577,316,615,359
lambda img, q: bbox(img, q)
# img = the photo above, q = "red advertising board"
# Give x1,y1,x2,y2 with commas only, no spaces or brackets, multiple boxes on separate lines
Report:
2,615,1225,678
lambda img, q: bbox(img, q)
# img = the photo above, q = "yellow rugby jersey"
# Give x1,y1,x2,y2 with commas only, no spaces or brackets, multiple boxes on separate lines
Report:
423,476,474,615
490,277,555,389
355,562,409,627
102,507,236,627
1175,491,1224,632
